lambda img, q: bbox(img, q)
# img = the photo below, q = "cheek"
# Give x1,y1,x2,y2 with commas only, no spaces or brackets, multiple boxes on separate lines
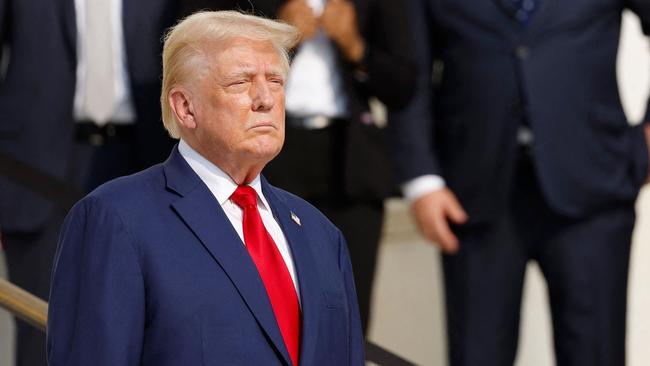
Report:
273,92,286,118
276,91,285,108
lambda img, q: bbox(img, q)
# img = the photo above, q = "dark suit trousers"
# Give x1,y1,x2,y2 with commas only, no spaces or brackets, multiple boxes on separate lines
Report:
264,123,384,334
444,150,634,366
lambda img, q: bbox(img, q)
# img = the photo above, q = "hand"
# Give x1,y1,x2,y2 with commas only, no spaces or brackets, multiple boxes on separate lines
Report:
278,0,319,41
411,188,468,254
643,122,650,183
321,0,365,63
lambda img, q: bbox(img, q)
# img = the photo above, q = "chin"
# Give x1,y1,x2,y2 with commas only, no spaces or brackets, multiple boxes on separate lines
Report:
251,135,282,152
245,143,282,162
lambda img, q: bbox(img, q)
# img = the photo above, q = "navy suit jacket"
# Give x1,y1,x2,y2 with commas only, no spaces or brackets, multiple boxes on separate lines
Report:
391,0,650,220
0,0,176,232
47,146,365,366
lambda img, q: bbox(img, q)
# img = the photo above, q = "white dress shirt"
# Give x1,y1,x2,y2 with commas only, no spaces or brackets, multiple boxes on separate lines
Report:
284,0,348,119
401,174,446,203
178,140,301,299
73,0,136,124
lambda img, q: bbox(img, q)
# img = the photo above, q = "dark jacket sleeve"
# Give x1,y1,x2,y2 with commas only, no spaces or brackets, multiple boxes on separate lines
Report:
47,197,145,366
388,0,442,184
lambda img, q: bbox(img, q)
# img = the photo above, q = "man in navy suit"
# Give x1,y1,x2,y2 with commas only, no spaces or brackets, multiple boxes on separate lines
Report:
391,1,650,365
47,11,365,365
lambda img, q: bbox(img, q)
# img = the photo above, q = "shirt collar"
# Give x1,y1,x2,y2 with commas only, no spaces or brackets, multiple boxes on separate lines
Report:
177,139,272,211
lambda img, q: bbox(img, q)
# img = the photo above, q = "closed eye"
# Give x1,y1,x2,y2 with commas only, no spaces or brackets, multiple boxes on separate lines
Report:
268,78,284,89
229,80,249,86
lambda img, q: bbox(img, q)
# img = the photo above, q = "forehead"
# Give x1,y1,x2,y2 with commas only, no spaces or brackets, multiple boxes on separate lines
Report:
208,37,284,73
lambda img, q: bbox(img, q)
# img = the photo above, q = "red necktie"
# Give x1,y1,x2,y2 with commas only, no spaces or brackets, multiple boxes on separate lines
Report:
230,185,301,366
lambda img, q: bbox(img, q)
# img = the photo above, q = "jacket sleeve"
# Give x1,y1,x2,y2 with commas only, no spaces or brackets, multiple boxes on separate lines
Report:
336,229,366,365
388,0,442,184
47,197,145,366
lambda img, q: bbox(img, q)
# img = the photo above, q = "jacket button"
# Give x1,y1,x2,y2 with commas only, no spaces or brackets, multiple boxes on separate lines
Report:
515,45,530,60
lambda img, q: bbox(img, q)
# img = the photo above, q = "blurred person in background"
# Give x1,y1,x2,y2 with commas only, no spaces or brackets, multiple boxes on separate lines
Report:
181,0,417,334
391,1,650,365
0,0,177,365
180,0,279,19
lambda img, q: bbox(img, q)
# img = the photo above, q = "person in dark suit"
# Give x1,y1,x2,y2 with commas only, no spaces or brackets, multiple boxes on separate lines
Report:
180,0,282,18
180,0,416,333
391,0,650,365
0,1,176,365
47,11,365,366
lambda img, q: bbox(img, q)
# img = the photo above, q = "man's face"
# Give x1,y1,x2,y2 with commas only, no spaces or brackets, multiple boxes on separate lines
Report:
191,37,286,169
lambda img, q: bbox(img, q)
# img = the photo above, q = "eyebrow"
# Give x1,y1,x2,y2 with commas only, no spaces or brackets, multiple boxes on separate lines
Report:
222,66,285,80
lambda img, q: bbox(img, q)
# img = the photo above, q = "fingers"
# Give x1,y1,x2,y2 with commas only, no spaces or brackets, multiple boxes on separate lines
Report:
278,0,319,40
411,189,467,254
446,194,469,225
430,207,459,254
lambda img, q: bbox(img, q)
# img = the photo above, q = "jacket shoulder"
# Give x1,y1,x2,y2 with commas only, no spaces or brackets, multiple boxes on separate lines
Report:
77,163,167,215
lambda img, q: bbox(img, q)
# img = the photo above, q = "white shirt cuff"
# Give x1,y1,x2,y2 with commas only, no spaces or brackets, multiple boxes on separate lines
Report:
401,175,446,204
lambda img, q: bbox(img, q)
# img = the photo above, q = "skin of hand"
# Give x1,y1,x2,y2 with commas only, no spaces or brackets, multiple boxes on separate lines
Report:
320,0,365,63
278,0,319,41
411,188,469,254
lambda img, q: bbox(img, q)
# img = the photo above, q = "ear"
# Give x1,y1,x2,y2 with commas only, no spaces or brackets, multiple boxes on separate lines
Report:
169,88,198,130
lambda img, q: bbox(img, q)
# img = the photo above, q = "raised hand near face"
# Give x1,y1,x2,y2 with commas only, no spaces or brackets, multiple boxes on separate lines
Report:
278,0,319,41
321,0,365,63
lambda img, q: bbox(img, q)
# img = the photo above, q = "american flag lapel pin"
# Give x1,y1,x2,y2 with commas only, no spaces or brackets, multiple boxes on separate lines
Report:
290,211,301,226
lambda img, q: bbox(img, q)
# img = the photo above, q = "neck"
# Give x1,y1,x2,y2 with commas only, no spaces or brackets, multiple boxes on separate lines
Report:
181,138,267,185
222,163,264,185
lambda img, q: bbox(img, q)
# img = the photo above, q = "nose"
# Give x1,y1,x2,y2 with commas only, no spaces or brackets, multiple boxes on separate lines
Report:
251,78,274,112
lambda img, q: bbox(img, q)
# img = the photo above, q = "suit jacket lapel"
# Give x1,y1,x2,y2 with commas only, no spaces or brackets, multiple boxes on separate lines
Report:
163,148,293,366
261,178,322,366
526,0,556,37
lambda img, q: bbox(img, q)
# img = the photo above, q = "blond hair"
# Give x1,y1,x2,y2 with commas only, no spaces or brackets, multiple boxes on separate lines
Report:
160,11,300,138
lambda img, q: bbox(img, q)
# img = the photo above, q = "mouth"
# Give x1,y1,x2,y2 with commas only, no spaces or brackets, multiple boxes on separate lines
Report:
249,122,277,131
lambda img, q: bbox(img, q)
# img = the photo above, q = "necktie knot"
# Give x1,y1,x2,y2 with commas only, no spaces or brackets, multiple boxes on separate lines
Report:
230,185,258,209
